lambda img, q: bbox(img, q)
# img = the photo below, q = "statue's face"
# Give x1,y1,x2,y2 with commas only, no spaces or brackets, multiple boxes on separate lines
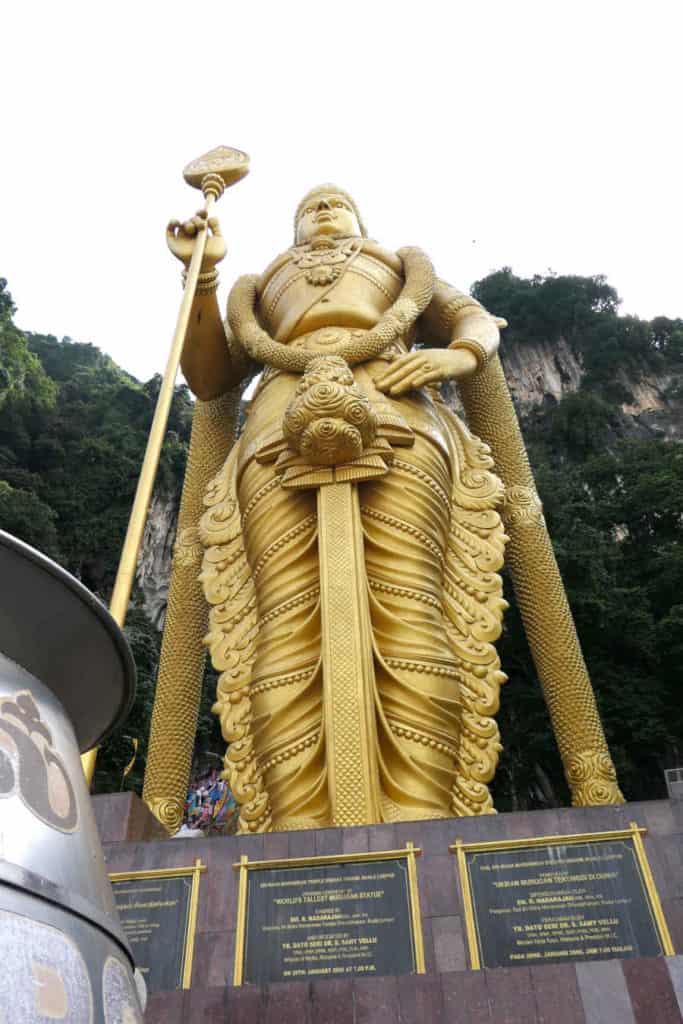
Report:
296,192,361,243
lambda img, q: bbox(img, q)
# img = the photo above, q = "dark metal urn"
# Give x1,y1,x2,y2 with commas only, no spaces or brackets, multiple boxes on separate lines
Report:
0,530,144,1022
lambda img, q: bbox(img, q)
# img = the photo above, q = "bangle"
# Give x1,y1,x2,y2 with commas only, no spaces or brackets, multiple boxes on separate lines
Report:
448,337,490,371
181,268,219,296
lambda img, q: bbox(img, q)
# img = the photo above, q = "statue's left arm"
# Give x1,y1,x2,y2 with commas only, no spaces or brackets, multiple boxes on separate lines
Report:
375,277,500,395
422,278,500,367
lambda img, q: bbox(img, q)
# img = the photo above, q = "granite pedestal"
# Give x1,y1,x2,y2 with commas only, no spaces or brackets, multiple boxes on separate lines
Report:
95,795,683,1023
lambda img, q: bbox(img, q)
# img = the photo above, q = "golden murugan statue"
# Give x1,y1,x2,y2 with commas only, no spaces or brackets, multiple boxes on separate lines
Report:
142,181,623,834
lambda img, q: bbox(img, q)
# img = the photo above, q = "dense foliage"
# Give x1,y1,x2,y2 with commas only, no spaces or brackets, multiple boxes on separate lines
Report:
473,268,683,399
1,271,681,808
478,271,683,809
0,277,219,792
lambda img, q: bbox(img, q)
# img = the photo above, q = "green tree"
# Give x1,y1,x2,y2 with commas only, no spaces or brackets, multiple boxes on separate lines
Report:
492,428,683,810
0,480,60,557
0,280,195,789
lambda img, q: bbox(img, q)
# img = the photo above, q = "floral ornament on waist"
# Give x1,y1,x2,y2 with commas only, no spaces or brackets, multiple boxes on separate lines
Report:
291,238,360,286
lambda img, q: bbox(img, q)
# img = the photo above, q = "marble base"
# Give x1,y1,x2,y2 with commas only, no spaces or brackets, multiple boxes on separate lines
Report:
94,797,683,1023
91,791,167,844
145,956,683,1023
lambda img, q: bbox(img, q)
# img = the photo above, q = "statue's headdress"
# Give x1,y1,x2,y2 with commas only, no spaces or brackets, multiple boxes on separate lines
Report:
294,183,367,239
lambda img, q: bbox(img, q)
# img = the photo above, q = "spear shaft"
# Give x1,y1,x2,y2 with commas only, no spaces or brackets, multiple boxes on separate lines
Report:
81,148,249,786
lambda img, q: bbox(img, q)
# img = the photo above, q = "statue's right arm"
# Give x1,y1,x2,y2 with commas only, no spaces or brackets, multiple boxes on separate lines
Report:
167,212,253,401
180,290,251,401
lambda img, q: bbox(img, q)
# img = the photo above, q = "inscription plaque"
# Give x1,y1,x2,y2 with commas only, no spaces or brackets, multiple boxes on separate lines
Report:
233,846,424,985
110,860,204,993
452,824,674,970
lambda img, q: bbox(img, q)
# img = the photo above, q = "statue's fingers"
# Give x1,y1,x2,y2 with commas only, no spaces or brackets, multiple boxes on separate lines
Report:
411,371,437,389
166,219,181,237
389,363,422,385
377,367,410,388
207,217,222,236
389,373,421,395
182,219,198,238
375,355,418,387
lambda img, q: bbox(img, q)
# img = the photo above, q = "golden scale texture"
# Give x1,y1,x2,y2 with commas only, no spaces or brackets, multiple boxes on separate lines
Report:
142,390,241,832
227,247,434,372
459,355,624,806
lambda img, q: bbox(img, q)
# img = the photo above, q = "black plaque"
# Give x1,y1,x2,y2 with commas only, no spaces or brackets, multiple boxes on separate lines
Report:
242,858,418,984
111,873,194,992
462,837,665,969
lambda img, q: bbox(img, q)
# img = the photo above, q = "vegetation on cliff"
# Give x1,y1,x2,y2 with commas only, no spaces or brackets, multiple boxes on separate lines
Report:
471,269,683,807
1,272,681,808
0,277,199,792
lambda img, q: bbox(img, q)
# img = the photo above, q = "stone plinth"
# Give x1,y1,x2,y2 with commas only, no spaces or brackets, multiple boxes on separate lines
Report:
92,791,167,843
96,797,683,1022
144,956,683,1023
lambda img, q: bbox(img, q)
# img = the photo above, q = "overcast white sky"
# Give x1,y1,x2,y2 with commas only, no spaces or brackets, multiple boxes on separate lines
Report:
2,1,681,382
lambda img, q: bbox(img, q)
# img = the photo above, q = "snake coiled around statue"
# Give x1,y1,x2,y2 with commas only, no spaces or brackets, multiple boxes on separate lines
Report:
227,246,435,371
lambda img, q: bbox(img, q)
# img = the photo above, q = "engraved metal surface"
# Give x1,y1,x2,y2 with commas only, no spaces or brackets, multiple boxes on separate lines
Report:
0,530,135,752
0,531,141,1020
0,658,130,954
452,825,674,969
102,955,144,1023
0,910,93,1022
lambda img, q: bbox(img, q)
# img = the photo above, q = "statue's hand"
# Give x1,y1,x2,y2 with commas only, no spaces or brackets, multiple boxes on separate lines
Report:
166,210,226,271
374,347,477,396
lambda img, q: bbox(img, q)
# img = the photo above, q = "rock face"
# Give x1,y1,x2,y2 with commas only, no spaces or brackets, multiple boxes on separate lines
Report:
500,336,583,410
499,337,682,439
618,370,682,439
136,491,176,629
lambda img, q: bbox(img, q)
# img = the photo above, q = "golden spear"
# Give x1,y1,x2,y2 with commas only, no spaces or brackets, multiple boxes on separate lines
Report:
81,147,249,786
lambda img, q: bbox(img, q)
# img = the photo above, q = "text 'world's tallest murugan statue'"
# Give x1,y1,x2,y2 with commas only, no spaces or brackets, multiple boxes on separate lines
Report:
142,156,623,834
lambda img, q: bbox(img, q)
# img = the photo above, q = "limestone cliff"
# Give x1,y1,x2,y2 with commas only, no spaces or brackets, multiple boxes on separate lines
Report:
617,369,682,440
136,491,176,629
498,336,682,439
500,336,583,410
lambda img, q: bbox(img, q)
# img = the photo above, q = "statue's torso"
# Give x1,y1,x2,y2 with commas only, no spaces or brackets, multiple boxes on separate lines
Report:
258,238,404,342
242,237,447,470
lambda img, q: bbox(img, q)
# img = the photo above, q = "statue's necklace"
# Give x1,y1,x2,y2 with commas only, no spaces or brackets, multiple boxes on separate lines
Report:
290,237,361,286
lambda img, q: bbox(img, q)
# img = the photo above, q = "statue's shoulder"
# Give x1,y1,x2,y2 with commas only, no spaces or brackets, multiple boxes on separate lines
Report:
360,239,404,277
257,248,293,292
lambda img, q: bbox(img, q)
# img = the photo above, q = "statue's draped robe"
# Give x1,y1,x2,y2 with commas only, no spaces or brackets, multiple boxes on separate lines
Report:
200,241,507,832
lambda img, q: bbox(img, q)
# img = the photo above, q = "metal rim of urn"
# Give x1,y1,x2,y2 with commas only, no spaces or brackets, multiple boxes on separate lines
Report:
0,529,136,752
1,857,133,963
0,531,140,1016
